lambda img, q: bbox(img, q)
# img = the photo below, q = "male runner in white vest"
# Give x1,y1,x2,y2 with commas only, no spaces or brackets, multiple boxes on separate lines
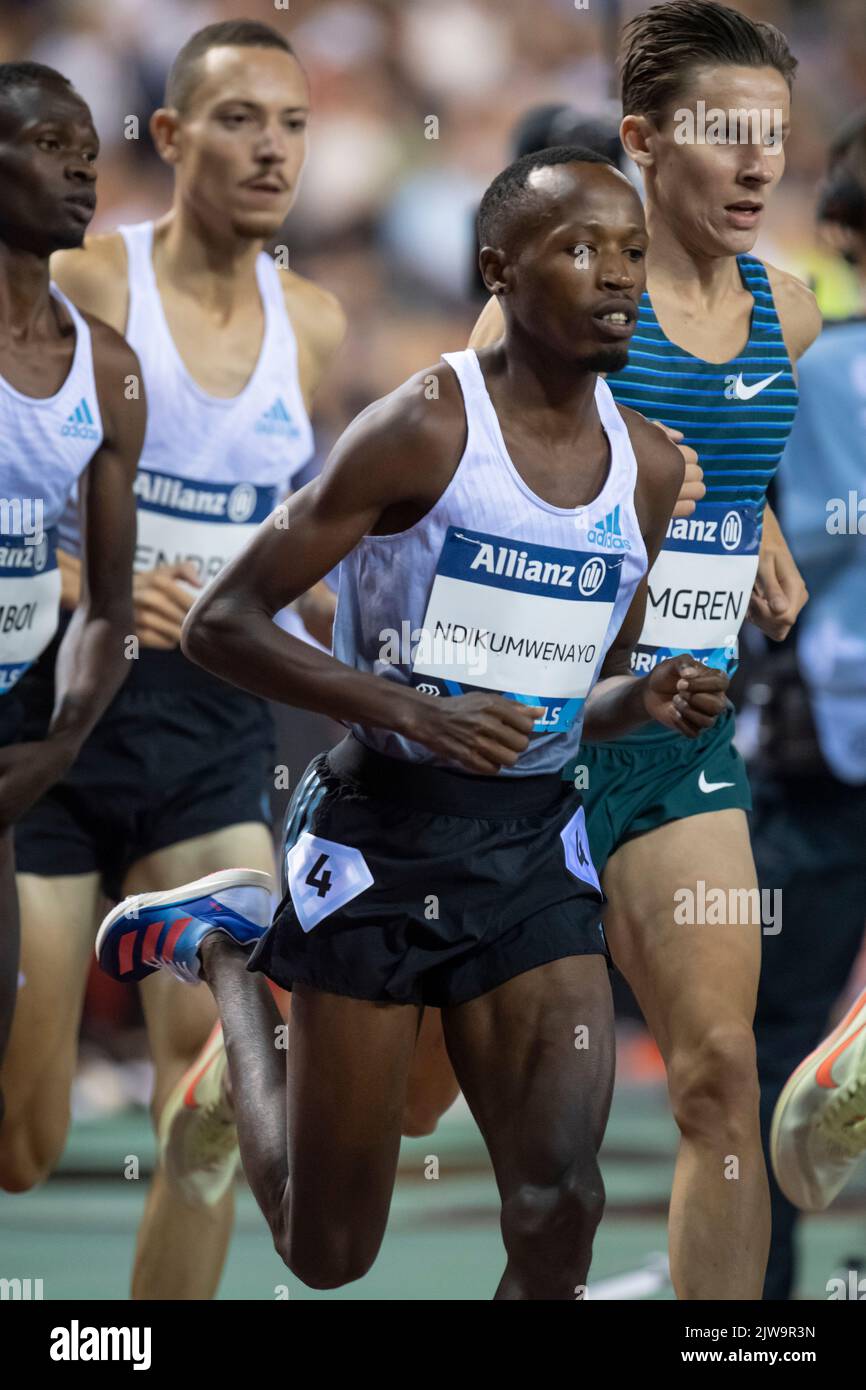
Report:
0,24,342,1301
96,149,730,1299
0,60,143,1122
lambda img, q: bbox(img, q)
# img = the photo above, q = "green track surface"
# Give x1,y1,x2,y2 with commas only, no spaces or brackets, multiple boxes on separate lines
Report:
1,1084,863,1300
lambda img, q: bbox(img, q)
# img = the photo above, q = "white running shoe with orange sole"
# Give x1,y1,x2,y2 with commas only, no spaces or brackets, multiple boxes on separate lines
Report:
159,1022,240,1208
771,988,866,1211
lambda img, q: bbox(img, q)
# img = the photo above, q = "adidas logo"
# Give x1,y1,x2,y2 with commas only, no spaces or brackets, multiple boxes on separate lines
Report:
61,398,99,441
586,504,631,551
254,397,300,437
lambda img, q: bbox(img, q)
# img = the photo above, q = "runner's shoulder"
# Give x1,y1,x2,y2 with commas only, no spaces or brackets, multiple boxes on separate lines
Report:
617,404,684,483
83,311,144,440
325,363,466,499
762,261,822,359
51,232,129,332
349,362,464,454
279,268,347,367
84,311,140,375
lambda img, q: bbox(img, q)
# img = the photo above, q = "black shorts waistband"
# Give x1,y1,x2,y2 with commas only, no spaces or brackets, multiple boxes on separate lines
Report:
325,734,568,818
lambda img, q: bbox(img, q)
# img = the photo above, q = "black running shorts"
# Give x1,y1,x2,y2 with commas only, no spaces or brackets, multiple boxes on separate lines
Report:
248,734,607,1007
12,639,275,901
0,692,23,749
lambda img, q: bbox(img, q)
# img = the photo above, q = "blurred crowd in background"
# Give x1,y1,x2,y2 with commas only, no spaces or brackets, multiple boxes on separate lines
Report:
1,0,864,1110
1,0,864,459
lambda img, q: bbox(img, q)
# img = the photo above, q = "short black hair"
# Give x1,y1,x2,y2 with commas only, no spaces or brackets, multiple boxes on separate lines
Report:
620,1,797,125
0,61,75,101
166,20,298,113
510,104,622,168
477,145,616,249
818,108,866,236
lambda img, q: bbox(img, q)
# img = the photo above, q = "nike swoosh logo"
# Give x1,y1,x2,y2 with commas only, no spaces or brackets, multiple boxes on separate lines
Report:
698,771,735,793
816,1020,866,1089
732,371,782,400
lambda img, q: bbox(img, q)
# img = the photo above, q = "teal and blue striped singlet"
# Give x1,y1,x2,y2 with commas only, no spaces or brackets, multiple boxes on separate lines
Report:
606,253,798,693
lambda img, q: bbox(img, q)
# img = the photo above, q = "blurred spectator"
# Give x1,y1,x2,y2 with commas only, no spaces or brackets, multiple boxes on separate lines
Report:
748,107,866,1299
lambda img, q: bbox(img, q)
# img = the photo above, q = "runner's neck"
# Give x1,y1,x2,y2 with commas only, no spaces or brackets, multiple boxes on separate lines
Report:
643,207,748,317
0,245,55,336
151,207,265,316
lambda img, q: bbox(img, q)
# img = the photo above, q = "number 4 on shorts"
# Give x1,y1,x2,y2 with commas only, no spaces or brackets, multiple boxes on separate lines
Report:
560,805,602,895
305,853,332,899
286,831,374,933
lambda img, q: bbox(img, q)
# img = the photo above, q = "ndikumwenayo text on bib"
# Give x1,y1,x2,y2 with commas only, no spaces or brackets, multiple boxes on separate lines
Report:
411,526,623,733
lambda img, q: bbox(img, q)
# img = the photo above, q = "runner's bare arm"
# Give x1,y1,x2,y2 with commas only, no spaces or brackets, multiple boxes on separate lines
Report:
49,321,143,749
765,263,822,367
467,294,505,351
750,501,809,639
182,370,539,774
57,547,82,610
749,265,822,639
282,271,347,410
50,237,132,617
281,272,348,645
0,323,144,828
581,414,728,741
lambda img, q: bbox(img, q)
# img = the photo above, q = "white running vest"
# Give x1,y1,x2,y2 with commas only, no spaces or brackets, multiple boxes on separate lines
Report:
0,286,103,695
59,221,314,591
333,349,647,775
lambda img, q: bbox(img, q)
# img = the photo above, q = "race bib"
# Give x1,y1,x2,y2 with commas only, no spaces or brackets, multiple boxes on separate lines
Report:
633,502,759,675
0,527,61,695
286,831,374,933
411,526,622,733
134,469,279,587
560,804,602,895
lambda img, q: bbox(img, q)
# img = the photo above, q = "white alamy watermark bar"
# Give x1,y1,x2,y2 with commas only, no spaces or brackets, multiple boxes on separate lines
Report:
674,881,782,934
0,497,44,542
674,102,784,154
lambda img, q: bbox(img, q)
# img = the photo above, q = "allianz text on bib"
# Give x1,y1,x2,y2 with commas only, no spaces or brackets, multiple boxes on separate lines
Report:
411,526,622,734
0,528,61,694
632,501,759,676
134,469,278,587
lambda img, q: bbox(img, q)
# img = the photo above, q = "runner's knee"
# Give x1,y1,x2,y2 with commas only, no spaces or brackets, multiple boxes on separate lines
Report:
401,1105,442,1137
501,1163,605,1265
0,1109,70,1191
401,1083,458,1136
668,1021,759,1141
278,1217,380,1290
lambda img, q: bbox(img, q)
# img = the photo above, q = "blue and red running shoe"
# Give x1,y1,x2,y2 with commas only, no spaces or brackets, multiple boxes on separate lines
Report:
96,869,274,985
